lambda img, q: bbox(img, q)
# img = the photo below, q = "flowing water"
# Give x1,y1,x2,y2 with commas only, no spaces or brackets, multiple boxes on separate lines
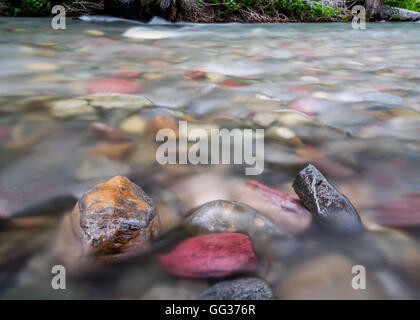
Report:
0,17,420,299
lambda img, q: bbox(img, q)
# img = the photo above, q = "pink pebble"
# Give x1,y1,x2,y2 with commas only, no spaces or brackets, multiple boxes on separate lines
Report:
87,78,143,94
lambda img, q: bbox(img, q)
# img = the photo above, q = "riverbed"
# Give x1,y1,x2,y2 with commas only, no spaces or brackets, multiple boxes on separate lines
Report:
0,17,420,299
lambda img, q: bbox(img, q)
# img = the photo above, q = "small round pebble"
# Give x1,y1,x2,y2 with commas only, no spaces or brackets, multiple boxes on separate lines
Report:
197,278,274,300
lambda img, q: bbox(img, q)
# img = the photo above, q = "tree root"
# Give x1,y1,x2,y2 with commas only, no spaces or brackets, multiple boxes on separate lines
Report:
174,2,289,23
62,1,104,16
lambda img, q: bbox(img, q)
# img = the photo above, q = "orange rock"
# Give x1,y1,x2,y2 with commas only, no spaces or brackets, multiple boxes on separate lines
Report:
71,176,160,256
147,115,178,136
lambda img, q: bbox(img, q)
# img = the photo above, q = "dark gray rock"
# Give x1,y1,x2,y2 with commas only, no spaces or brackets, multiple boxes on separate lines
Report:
197,278,274,300
103,0,152,21
103,0,184,22
292,164,364,234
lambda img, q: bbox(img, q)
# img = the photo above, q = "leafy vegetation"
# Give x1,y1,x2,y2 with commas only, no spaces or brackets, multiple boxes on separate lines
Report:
2,0,103,16
3,0,51,15
201,0,343,20
20,0,51,14
3,0,52,15
385,0,420,11
3,0,418,19
310,1,343,19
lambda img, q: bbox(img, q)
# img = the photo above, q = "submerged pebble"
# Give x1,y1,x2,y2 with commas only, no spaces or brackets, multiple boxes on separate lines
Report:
276,254,384,299
235,180,312,234
185,200,291,243
119,115,147,134
49,99,94,118
142,280,208,300
87,79,143,94
197,278,274,300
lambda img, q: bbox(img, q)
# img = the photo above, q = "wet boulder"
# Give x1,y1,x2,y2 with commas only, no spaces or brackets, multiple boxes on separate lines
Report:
159,233,257,278
292,164,363,234
71,175,160,256
197,278,274,300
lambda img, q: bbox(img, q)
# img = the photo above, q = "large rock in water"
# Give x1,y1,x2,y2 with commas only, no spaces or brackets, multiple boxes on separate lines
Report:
197,278,274,300
71,176,160,256
292,164,363,234
159,233,257,278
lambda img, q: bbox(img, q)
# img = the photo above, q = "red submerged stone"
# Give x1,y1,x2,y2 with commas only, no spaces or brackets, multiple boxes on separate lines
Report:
111,71,141,79
310,158,355,179
87,78,143,94
237,180,312,234
388,68,412,76
184,70,206,80
217,80,242,88
159,233,257,278
91,122,128,142
0,126,11,142
376,194,420,227
286,85,311,93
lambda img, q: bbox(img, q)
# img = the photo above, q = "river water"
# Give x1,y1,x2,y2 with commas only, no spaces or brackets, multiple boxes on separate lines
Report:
0,17,420,299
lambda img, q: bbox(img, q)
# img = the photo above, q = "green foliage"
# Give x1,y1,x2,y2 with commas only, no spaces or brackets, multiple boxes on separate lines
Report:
385,0,420,12
3,0,51,15
220,0,241,10
20,0,51,14
202,0,342,19
310,2,342,19
280,0,309,17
